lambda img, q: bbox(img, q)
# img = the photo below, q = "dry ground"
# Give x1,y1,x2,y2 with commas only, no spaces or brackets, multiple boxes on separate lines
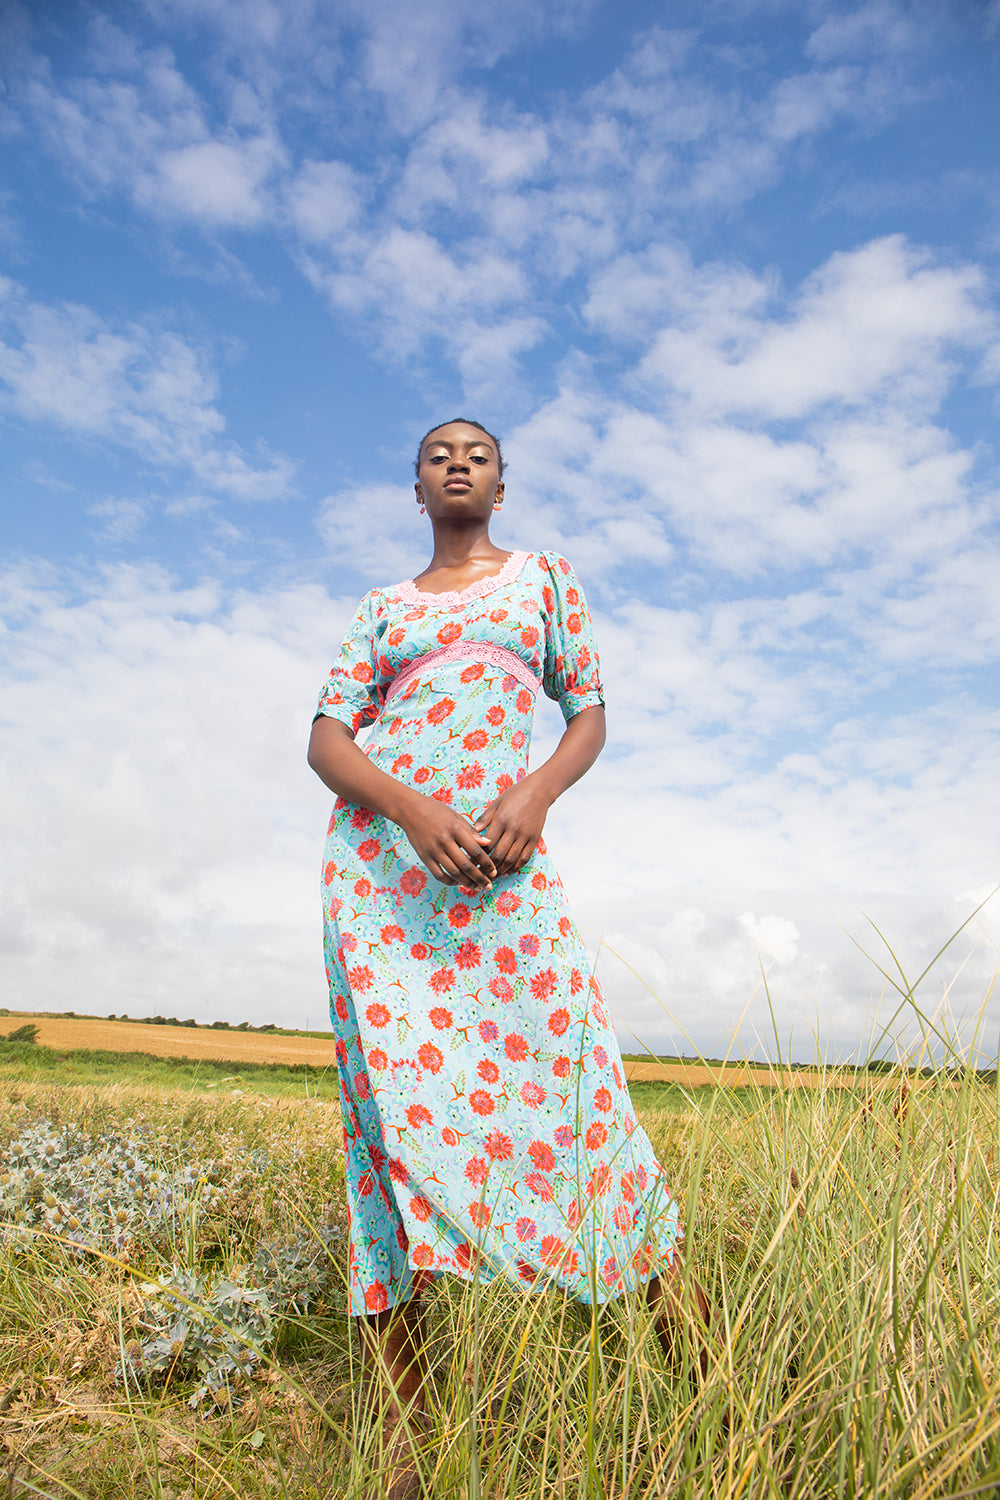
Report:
1,1012,848,1086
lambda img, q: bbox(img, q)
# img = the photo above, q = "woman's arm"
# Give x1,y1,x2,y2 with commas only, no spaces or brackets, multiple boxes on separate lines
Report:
472,704,606,877
308,716,497,889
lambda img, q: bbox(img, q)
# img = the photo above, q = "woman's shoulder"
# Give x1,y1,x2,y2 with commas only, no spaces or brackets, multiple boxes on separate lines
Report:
531,550,582,581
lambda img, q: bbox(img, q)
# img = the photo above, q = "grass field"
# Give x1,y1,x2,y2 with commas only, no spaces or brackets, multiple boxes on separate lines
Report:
0,1034,997,1498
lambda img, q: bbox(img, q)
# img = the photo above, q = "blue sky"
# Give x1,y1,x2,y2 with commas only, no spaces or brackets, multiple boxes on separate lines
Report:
2,0,999,1060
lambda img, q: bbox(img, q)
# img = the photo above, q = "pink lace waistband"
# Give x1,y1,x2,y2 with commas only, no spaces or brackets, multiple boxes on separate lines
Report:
384,642,541,704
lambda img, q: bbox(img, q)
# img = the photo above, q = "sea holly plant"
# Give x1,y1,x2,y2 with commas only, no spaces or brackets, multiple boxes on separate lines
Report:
0,1118,235,1253
119,1229,343,1405
0,1115,344,1403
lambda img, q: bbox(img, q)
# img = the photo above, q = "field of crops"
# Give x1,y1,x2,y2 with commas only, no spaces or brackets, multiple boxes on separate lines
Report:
0,1053,997,1498
0,1013,845,1088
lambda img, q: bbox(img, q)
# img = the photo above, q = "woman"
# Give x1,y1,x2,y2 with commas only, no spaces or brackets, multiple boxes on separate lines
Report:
308,419,706,1470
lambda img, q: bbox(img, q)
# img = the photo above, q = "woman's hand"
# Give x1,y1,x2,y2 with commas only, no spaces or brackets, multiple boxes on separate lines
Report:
399,797,498,890
473,780,551,878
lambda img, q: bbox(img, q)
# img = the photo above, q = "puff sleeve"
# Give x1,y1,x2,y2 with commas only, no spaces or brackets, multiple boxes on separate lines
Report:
540,552,606,722
313,591,394,734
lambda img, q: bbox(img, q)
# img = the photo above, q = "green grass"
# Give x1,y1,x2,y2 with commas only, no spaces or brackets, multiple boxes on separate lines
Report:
0,1039,341,1101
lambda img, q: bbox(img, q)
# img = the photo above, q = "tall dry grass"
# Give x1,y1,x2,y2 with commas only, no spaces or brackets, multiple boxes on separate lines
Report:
0,1020,998,1496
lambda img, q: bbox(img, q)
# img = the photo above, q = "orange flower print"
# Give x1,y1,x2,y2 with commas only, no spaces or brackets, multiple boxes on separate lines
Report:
519,934,539,956
351,808,374,830
516,688,533,713
488,976,513,1002
352,662,374,683
465,1156,489,1185
469,1201,492,1228
516,1216,537,1242
504,1032,528,1061
477,1019,499,1042
529,967,557,1001
477,1059,500,1083
429,968,455,993
520,1081,545,1107
431,786,453,803
455,939,481,969
524,1171,554,1201
531,872,547,891
469,1089,495,1116
429,1005,453,1028
463,729,488,751
448,904,471,928
528,1140,555,1171
585,1122,608,1150
400,868,427,896
567,613,582,634
441,1127,459,1146
411,941,430,959
365,1002,390,1028
437,623,462,644
417,1042,443,1073
364,1281,388,1312
520,626,539,647
484,1129,513,1161
485,705,505,725
539,1234,566,1267
587,1164,612,1198
496,892,521,916
548,1009,570,1037
511,730,526,749
407,1104,433,1130
594,1087,612,1112
392,753,413,774
460,663,485,682
494,945,517,973
495,772,514,791
367,1047,387,1071
413,766,433,784
552,1056,570,1078
357,838,381,862
426,697,455,724
412,1242,435,1267
354,878,371,897
456,763,485,789
381,923,405,943
348,964,374,992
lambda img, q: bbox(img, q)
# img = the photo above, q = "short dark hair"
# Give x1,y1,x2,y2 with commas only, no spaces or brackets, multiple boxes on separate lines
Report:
414,418,504,478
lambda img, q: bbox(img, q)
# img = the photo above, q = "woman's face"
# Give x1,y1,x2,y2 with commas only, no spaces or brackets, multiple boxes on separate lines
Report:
415,423,503,521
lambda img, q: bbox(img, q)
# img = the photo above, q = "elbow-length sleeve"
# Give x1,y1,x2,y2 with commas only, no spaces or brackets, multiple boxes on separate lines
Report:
313,591,393,735
540,552,606,722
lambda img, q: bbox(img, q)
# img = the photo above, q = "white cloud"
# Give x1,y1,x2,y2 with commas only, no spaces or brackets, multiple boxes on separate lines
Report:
138,132,285,227
634,237,989,420
0,282,294,500
0,563,348,1026
285,159,365,242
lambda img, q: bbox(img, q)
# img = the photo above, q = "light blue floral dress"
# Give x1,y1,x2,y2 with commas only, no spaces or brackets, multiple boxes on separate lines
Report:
315,550,680,1314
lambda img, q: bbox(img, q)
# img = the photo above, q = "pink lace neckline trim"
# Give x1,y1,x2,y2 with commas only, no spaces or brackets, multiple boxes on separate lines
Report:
391,549,531,606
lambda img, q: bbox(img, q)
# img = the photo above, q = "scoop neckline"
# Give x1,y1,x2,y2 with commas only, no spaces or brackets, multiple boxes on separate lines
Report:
392,549,531,606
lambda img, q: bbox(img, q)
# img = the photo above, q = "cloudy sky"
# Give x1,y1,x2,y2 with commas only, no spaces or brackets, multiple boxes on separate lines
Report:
2,0,999,1063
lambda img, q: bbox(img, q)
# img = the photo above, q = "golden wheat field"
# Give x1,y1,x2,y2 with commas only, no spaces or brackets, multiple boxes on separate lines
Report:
0,1012,845,1088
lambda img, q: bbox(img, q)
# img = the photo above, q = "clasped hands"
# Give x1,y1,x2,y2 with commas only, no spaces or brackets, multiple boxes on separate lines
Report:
399,780,549,890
